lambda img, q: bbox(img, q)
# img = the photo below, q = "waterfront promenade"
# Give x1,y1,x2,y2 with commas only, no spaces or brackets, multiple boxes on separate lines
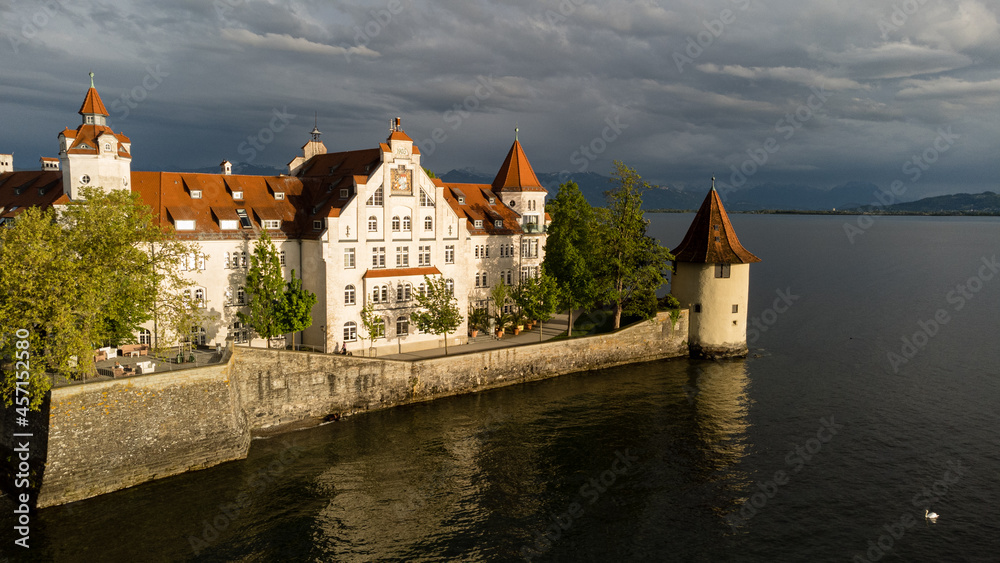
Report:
380,312,570,360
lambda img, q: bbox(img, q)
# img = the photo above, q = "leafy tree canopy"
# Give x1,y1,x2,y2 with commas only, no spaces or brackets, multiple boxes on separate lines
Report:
410,275,462,354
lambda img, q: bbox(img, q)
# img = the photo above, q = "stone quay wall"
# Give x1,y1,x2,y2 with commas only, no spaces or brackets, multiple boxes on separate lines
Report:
9,310,686,508
235,311,689,431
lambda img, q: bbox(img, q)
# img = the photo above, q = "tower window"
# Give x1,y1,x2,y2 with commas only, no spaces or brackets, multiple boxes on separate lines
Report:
714,263,731,278
732,304,739,313
694,304,702,313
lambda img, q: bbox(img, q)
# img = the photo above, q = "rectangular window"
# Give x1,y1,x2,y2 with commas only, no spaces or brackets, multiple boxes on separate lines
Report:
197,254,206,270
694,303,702,313
445,245,454,264
232,191,243,200
313,219,323,230
715,263,731,278
263,219,281,229
236,209,252,229
220,219,238,230
190,190,202,199
474,219,483,228
396,246,409,267
732,304,739,313
418,245,431,267
485,245,490,258
340,188,349,198
345,248,355,269
279,250,286,266
373,247,386,268
175,219,195,231
420,189,433,206
274,192,285,200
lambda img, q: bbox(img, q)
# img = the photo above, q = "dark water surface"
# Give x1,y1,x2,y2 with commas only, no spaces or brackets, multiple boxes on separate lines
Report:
5,214,999,562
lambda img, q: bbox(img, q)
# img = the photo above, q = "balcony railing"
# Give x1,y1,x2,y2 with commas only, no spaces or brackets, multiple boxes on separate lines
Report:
522,223,546,234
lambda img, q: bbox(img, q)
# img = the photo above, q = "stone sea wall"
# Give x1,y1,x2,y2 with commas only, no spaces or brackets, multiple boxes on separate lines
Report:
6,310,687,508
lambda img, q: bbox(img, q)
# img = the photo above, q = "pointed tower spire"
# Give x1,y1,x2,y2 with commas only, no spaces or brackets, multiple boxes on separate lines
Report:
672,186,760,264
491,138,544,193
78,73,109,125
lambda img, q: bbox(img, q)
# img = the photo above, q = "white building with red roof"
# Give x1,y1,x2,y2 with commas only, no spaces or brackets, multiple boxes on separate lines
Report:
0,78,549,356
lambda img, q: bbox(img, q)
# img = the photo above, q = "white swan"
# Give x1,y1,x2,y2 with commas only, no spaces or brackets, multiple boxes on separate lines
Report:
925,509,939,521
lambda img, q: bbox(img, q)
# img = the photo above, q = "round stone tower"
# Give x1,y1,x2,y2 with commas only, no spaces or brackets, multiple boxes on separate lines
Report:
670,183,761,358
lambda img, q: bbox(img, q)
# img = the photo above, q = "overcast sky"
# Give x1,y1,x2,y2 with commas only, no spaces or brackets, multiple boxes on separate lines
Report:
1,0,997,198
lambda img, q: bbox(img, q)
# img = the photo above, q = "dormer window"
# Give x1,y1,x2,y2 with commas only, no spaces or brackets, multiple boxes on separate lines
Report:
263,220,281,230
313,220,323,230
489,196,495,204
104,143,111,151
274,192,285,200
232,191,243,200
496,220,503,228
175,219,195,231
340,188,349,198
85,116,94,124
458,197,465,204
474,219,483,228
236,209,252,228
191,190,202,199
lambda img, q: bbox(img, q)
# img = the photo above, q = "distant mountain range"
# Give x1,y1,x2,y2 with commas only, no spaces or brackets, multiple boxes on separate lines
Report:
859,191,1000,214
440,169,897,212
160,162,998,214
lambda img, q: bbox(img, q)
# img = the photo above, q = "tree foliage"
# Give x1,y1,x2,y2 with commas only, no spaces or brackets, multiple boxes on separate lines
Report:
410,275,462,354
275,269,317,340
237,230,285,348
358,302,382,356
542,180,599,336
514,271,561,341
489,282,512,333
594,161,674,329
0,187,191,409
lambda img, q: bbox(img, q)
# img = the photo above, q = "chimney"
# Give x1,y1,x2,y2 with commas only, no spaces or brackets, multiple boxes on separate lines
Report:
220,160,232,175
0,153,12,173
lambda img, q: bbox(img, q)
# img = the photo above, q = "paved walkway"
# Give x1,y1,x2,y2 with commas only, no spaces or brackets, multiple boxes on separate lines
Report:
380,312,571,360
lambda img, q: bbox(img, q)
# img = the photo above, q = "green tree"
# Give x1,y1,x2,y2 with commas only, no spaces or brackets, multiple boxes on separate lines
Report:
238,230,285,348
410,275,462,354
0,187,190,410
489,283,513,336
275,270,317,349
358,302,382,356
516,271,560,342
542,181,599,336
594,161,674,329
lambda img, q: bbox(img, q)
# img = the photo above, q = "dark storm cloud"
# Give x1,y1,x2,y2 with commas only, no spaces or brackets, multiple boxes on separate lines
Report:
1,0,997,197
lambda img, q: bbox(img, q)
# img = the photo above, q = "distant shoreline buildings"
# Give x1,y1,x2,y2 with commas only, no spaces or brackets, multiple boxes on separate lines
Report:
0,78,549,355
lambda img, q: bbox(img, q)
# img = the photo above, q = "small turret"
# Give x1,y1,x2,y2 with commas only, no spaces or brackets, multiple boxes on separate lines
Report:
670,179,761,358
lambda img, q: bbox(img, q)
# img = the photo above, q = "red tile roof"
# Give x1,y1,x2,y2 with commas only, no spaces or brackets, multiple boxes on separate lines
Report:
443,182,523,236
61,125,131,157
0,171,69,217
672,189,761,264
363,266,442,279
78,87,109,116
491,140,546,193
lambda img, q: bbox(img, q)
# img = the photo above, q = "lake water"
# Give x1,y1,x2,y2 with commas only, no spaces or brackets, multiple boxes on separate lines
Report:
5,214,999,562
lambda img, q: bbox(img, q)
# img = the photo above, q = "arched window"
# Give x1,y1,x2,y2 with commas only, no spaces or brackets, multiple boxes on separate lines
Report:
372,286,381,303
375,318,385,339
344,322,357,342
391,216,401,231
396,316,409,336
418,282,426,297
506,271,512,285
475,272,480,287
368,216,378,231
481,272,487,287
138,328,151,345
241,251,248,268
424,216,433,230
402,216,411,231
345,285,356,305
381,285,388,303
194,288,205,307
